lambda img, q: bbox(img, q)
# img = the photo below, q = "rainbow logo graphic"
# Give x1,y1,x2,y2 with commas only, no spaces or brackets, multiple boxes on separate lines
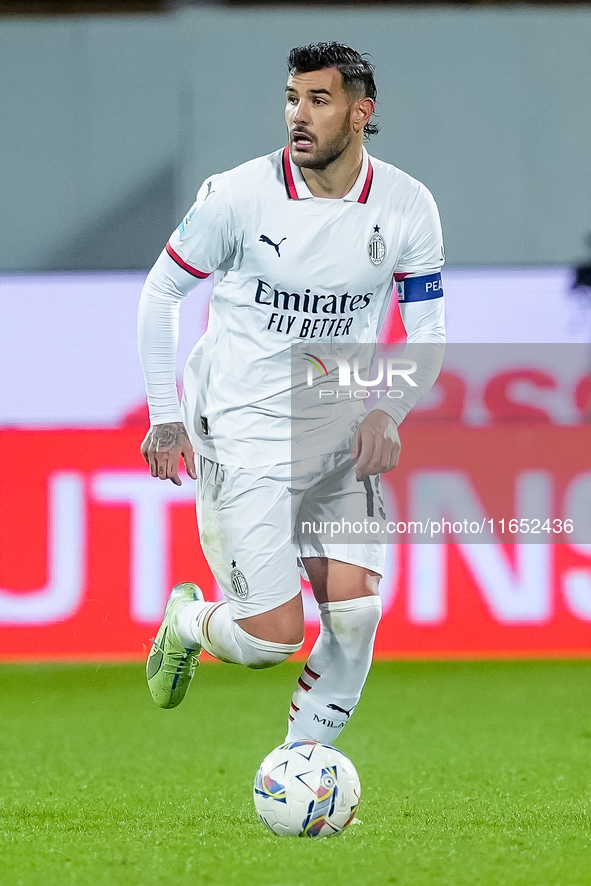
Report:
303,353,329,384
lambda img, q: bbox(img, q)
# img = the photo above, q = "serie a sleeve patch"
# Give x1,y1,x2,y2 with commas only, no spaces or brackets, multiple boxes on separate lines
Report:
396,273,443,303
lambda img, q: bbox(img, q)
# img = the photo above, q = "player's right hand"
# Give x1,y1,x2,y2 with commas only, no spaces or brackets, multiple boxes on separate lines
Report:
351,410,401,479
140,422,198,486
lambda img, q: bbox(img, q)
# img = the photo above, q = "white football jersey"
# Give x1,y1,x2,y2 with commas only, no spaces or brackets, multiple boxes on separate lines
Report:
145,147,444,467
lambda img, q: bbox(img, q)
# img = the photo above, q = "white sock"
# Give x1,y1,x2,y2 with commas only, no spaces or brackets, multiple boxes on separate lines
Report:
285,595,382,745
174,599,209,650
175,599,302,669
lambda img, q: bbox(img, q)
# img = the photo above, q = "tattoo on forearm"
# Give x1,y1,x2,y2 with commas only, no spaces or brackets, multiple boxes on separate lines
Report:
151,423,189,450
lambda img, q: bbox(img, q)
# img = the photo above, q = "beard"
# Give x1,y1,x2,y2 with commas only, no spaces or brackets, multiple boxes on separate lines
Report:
291,111,353,171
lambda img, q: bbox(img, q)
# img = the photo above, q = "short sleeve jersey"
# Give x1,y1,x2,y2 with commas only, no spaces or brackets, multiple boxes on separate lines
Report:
166,147,444,467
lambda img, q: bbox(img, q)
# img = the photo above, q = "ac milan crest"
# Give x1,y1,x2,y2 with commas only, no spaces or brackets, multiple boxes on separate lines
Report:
368,226,386,266
230,564,249,599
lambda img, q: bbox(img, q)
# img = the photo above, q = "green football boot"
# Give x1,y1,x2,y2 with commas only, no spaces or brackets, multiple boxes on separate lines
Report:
146,582,204,709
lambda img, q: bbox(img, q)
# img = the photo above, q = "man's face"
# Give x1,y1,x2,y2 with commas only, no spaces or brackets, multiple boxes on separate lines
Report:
285,68,357,170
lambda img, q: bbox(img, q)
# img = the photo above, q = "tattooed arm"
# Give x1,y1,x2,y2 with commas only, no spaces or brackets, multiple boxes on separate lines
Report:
140,422,197,486
138,250,203,485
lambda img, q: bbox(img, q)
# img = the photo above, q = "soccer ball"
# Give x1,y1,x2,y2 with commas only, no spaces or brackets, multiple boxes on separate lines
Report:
253,740,361,838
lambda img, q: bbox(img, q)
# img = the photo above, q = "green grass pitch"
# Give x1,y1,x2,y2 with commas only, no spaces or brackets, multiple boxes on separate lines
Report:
2,659,591,886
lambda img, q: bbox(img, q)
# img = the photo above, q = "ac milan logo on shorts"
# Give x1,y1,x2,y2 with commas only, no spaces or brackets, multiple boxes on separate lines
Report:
230,567,249,599
368,231,386,266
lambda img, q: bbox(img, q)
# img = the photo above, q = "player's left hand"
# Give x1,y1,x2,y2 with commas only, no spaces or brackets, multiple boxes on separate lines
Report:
351,410,401,479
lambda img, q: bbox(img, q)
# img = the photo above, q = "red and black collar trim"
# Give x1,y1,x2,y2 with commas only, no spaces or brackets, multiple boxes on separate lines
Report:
282,146,373,203
357,160,373,204
282,147,298,199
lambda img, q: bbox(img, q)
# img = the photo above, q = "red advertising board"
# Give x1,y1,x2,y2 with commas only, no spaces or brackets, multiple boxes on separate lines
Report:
2,427,591,660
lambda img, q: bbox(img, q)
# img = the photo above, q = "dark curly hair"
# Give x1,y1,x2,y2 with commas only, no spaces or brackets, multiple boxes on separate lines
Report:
287,42,379,138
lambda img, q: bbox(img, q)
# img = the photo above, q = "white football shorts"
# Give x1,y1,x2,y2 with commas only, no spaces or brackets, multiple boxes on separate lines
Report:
196,448,388,620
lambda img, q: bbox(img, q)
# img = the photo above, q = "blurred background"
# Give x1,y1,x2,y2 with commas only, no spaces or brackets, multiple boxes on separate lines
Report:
2,0,591,661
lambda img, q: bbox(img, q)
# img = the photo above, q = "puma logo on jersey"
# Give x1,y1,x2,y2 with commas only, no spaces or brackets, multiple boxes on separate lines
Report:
259,234,286,257
327,703,355,719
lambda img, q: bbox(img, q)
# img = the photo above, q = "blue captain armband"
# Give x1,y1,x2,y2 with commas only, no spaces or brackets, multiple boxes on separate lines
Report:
396,272,443,303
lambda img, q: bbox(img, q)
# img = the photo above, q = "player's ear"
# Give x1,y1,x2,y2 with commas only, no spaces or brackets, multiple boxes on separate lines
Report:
352,97,375,133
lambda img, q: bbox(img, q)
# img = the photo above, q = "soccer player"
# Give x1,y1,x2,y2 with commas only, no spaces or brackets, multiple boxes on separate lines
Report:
139,43,445,744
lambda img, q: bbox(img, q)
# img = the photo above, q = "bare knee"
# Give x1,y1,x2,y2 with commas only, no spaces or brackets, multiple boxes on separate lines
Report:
236,594,304,646
304,557,381,605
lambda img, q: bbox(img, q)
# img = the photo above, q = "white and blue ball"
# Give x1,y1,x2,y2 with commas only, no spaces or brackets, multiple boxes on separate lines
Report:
253,740,361,838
